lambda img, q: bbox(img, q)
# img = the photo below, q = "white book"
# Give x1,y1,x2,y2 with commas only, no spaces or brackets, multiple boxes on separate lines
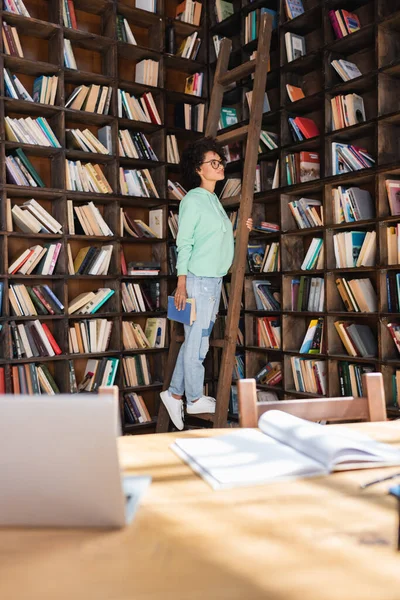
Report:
17,324,33,358
171,408,400,490
33,320,55,357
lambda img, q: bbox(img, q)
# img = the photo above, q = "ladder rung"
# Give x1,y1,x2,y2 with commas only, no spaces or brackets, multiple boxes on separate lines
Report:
210,339,225,348
219,59,256,87
217,124,248,146
220,194,241,207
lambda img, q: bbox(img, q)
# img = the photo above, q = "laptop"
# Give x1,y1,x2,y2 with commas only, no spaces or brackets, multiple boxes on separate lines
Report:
0,392,151,528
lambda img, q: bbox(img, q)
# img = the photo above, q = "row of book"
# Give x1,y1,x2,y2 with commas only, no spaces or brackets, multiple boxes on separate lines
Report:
333,143,375,175
9,244,61,276
122,318,166,350
332,186,374,223
247,242,280,273
122,355,152,387
2,21,23,56
9,284,63,317
166,135,180,164
5,116,60,148
78,357,119,391
62,0,77,28
291,357,327,395
285,151,320,185
69,319,112,354
174,102,205,132
255,362,283,387
10,319,61,359
119,168,159,197
176,0,202,25
12,362,60,395
67,127,110,154
301,238,324,270
299,317,324,355
336,277,377,312
121,282,160,313
176,31,201,60
67,200,113,236
184,72,203,97
116,14,137,44
68,245,113,276
66,84,112,115
118,130,158,161
329,9,361,39
244,8,277,44
288,198,323,229
333,230,376,268
291,277,324,312
118,89,161,124
256,317,281,349
6,148,44,187
252,280,281,311
135,59,159,87
122,209,162,239
335,321,377,358
10,198,62,234
387,272,400,313
167,180,187,200
331,94,366,130
65,160,112,194
68,288,114,315
124,393,152,425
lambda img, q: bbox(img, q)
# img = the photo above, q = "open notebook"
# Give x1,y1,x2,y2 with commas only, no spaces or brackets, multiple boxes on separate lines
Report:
171,411,400,490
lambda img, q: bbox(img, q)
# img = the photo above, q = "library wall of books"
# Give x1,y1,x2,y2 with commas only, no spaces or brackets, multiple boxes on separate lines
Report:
1,0,400,431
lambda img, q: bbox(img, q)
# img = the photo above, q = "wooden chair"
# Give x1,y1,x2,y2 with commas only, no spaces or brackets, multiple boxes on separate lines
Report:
237,373,387,428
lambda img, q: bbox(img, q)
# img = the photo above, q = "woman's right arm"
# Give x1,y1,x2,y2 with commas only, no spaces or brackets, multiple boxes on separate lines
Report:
175,196,198,310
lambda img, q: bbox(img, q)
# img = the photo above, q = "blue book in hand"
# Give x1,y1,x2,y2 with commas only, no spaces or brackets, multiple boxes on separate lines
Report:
167,296,196,325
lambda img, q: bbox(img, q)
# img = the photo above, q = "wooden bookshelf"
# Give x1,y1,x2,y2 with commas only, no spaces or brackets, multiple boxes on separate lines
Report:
0,0,208,432
207,0,400,416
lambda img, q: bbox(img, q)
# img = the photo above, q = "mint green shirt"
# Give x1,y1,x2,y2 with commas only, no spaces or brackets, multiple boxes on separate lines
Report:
176,187,234,277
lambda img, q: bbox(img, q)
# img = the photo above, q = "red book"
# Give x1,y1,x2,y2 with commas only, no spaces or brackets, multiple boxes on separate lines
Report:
142,93,158,124
41,323,62,355
299,152,320,183
121,249,128,276
294,117,320,139
329,10,343,39
67,0,78,29
10,249,34,275
0,367,5,394
32,287,55,315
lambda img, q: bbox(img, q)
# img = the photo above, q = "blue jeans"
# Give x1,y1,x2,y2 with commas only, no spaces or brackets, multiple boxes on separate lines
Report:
169,272,223,404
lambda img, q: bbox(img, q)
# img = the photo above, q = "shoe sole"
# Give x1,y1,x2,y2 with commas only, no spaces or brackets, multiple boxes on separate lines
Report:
160,391,184,430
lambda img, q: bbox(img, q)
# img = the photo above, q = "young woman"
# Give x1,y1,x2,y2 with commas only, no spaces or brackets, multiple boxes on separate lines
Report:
160,137,252,430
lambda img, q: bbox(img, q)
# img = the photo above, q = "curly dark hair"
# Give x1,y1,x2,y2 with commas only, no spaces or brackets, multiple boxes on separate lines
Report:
180,136,226,190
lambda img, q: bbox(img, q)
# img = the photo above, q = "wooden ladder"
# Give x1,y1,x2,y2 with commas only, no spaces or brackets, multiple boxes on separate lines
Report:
156,13,273,432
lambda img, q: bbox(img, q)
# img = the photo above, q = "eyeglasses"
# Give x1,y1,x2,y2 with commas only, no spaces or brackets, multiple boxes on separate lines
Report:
201,159,226,170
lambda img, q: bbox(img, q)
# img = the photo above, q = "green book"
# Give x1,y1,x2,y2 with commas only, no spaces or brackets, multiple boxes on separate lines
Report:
26,286,48,315
38,363,60,394
219,0,234,21
220,107,238,128
297,276,305,311
15,148,45,187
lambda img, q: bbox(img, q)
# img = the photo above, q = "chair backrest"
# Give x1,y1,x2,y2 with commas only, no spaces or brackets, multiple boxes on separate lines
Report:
237,373,387,428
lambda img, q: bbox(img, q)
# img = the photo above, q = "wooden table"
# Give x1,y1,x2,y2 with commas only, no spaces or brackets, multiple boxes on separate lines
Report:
2,422,400,600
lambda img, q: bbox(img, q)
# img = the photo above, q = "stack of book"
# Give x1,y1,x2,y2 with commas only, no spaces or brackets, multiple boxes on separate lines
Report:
65,161,113,194
291,357,327,394
12,363,60,395
10,199,62,234
67,201,114,236
121,282,160,313
335,277,378,312
220,178,241,199
184,72,203,97
245,8,277,43
6,149,45,187
291,277,324,312
385,179,400,216
285,32,306,62
338,361,374,397
122,209,162,239
4,68,34,101
301,238,324,270
331,59,362,82
9,284,64,317
119,168,159,197
247,242,280,273
387,272,400,312
10,320,62,359
116,15,137,44
259,131,278,153
286,151,320,184
4,0,30,15
127,261,160,276
9,244,62,276
299,318,324,354
387,225,400,265
122,317,166,349
69,245,113,276
329,9,361,39
175,0,202,25
387,323,400,355
135,59,159,86
167,180,187,200
69,319,113,354
78,357,119,391
118,130,158,160
252,280,281,311
62,0,77,27
334,321,377,357
124,393,152,424
68,289,115,315
252,221,279,234
284,0,304,19
257,317,281,349
288,198,323,229
288,116,319,142
118,89,161,124
64,39,77,69
2,22,24,56
176,32,201,60
174,103,204,131
33,76,59,105
166,135,180,164
123,355,152,387
332,186,374,223
66,84,113,115
66,128,110,154
332,143,374,175
333,230,376,267
214,0,233,22
5,116,60,147
331,94,366,130
255,362,282,386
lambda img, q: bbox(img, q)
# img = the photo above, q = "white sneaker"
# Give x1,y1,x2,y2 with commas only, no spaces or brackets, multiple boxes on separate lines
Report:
160,390,184,430
187,396,216,414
